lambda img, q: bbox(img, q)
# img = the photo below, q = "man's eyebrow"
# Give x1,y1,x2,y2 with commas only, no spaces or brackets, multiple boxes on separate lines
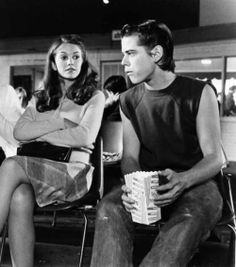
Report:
123,49,136,54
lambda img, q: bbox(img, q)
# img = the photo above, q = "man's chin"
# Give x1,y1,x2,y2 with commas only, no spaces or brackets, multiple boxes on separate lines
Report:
130,79,143,85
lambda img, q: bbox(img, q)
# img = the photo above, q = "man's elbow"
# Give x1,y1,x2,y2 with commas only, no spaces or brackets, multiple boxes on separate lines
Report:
215,151,225,171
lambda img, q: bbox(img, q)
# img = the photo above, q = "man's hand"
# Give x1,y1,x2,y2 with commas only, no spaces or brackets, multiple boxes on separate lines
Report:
121,185,136,213
153,169,187,207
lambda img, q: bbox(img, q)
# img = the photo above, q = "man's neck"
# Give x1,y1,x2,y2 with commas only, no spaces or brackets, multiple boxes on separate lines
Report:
145,70,176,91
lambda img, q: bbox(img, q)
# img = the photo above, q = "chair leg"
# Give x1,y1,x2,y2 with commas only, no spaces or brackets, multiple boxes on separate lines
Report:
0,223,8,265
78,211,88,267
52,211,57,227
227,224,236,267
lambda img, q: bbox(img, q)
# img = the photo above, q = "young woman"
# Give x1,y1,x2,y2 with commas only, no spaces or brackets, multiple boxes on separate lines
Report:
0,34,105,267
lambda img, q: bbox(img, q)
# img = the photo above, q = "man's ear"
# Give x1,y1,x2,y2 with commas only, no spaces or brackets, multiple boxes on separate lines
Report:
151,45,163,63
51,61,57,71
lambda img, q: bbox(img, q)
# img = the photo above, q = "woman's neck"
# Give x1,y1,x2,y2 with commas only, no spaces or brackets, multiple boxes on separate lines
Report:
60,79,74,97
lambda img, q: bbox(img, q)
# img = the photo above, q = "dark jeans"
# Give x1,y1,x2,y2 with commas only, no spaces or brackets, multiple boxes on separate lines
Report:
91,180,223,267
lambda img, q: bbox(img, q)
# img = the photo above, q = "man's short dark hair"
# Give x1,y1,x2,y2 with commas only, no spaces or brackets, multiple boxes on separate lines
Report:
121,19,175,72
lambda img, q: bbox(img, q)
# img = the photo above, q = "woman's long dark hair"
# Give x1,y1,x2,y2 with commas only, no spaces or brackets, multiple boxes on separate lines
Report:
36,34,98,112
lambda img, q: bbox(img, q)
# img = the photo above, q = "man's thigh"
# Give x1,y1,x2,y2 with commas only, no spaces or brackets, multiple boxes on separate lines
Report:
141,180,223,267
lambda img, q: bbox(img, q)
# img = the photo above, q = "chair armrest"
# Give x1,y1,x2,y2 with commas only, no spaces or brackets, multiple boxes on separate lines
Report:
223,161,236,176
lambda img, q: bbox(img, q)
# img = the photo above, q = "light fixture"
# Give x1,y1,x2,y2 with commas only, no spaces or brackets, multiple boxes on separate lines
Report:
201,59,212,65
103,0,109,4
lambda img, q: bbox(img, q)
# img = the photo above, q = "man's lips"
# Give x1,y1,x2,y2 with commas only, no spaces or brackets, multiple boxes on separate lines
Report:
126,71,133,76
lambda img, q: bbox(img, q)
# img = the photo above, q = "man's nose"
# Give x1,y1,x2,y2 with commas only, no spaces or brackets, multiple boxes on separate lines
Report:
121,56,128,66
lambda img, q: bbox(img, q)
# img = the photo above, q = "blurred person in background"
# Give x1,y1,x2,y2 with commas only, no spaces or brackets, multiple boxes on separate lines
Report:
103,75,127,121
225,85,236,116
15,86,29,110
0,84,23,158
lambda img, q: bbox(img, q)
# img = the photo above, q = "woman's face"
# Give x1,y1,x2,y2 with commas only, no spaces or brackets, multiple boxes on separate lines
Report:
52,43,84,80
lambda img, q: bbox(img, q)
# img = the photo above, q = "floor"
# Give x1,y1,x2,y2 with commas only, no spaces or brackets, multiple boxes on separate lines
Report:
0,239,230,267
0,213,231,267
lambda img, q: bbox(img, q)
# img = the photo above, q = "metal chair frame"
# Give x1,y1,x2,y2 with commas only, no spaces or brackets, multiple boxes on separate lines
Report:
0,135,103,267
220,163,236,267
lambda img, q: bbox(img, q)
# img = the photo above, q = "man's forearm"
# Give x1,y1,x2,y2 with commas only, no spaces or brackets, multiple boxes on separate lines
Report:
180,153,223,189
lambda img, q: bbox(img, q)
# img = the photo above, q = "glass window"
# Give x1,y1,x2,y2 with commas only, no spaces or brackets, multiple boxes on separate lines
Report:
101,61,125,87
224,57,236,116
175,58,223,113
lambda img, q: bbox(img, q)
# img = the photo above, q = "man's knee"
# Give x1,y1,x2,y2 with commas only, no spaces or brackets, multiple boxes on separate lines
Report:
96,195,123,222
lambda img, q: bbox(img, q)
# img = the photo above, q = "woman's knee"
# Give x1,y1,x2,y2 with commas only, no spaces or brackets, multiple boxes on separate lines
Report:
0,158,23,177
10,184,35,215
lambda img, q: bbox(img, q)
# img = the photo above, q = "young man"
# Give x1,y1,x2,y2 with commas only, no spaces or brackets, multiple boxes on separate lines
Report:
91,19,223,267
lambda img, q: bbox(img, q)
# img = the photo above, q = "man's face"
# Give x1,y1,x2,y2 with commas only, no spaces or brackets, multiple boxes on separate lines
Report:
121,35,156,84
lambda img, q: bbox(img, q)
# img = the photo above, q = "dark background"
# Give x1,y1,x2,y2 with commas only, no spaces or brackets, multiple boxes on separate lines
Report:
0,0,199,38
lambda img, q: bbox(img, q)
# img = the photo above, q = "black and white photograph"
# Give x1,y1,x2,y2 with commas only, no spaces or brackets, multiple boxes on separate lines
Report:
0,0,236,266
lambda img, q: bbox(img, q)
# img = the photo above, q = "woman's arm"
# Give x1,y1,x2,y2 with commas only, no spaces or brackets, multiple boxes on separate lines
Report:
14,106,65,142
39,91,105,147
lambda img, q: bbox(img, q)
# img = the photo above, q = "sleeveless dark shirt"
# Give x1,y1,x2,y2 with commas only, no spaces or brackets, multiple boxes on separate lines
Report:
119,76,208,171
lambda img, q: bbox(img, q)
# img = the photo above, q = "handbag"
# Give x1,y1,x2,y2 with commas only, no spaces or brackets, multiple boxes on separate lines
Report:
17,141,72,162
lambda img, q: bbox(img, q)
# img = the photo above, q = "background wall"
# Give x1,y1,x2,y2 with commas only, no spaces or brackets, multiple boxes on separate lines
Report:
200,0,236,26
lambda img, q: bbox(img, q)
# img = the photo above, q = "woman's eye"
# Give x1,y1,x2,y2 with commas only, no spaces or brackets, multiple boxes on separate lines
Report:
73,55,80,60
61,55,68,60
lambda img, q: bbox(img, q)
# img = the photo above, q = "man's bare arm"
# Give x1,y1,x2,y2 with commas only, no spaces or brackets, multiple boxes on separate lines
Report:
120,108,141,175
155,84,224,206
120,108,142,212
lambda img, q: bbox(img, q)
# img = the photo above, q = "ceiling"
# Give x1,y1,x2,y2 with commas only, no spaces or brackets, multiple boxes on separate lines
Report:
0,0,199,38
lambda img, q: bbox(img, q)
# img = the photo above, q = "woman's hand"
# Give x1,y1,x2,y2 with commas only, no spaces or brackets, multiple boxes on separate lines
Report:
153,169,187,207
121,185,136,213
64,118,78,129
78,145,94,154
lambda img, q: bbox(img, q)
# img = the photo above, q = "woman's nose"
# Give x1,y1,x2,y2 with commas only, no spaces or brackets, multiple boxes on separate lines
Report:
67,57,74,65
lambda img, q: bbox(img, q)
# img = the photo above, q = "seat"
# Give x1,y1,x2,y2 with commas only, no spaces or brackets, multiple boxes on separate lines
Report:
101,120,123,194
101,120,123,155
0,135,104,267
219,162,236,267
